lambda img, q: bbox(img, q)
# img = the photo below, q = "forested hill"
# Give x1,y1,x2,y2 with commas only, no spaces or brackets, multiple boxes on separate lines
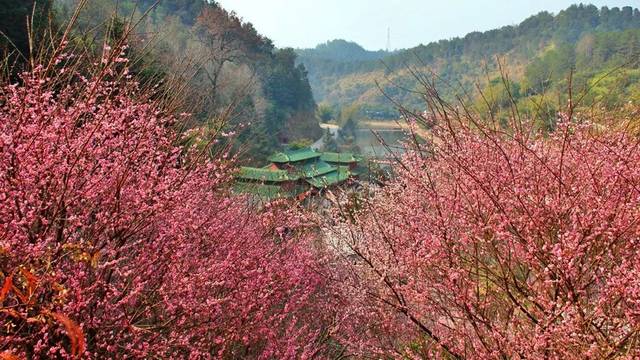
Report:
50,0,321,163
297,4,640,119
296,39,391,63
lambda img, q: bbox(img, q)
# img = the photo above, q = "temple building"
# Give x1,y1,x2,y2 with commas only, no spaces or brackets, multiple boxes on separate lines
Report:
234,148,361,201
320,152,361,173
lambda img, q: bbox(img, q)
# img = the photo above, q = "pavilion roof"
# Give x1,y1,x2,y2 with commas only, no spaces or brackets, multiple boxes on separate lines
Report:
320,152,362,164
235,167,300,182
233,182,306,200
298,160,336,178
269,148,321,163
305,166,352,188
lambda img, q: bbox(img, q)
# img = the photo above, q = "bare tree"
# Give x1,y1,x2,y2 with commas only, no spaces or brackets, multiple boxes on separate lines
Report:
193,6,264,110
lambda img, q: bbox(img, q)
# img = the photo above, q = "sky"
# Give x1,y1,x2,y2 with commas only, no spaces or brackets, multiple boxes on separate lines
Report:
215,0,637,50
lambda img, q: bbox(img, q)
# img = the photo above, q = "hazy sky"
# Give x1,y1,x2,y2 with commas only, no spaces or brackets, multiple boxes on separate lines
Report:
215,0,636,50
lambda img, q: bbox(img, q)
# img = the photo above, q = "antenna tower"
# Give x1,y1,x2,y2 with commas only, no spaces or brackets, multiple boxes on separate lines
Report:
386,27,391,52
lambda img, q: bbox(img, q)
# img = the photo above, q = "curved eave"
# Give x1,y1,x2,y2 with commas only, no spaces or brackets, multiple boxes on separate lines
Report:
305,168,352,188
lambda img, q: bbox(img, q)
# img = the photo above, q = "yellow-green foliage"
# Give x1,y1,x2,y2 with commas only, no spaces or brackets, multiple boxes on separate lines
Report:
299,5,640,120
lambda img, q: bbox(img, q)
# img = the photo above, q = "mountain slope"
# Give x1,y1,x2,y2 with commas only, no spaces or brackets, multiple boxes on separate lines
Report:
297,4,640,118
296,39,391,63
55,0,321,163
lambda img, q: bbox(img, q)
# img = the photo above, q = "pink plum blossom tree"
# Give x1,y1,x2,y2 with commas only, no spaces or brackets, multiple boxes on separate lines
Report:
0,51,331,358
323,113,640,359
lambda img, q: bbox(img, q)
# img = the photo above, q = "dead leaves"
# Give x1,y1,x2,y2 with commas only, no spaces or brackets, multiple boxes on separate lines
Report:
1,269,85,358
0,352,21,360
48,311,86,358
62,244,101,268
0,276,12,304
0,269,38,305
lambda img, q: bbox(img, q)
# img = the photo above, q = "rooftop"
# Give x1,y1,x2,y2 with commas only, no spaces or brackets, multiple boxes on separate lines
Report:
298,160,336,178
233,182,306,200
320,152,362,164
269,148,322,163
234,148,362,200
236,167,300,182
305,166,352,188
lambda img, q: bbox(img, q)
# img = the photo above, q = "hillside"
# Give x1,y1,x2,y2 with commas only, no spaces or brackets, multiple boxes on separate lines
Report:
0,0,53,68
296,39,391,63
297,4,640,120
6,1,640,358
53,0,321,163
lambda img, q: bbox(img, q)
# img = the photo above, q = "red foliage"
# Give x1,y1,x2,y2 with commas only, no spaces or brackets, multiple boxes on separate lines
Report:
324,117,640,358
0,59,330,358
0,276,12,303
48,312,85,358
0,352,20,360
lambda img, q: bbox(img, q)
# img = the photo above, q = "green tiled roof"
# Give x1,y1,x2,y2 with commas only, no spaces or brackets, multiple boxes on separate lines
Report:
269,148,321,163
233,182,306,200
320,152,361,164
235,150,359,197
235,167,299,182
305,167,352,188
298,160,336,178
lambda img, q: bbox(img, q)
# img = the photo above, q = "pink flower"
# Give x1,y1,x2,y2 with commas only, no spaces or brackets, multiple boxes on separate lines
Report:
0,49,332,358
323,116,640,358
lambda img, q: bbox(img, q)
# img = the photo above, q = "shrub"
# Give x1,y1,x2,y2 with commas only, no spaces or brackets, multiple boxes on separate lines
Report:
324,114,640,358
0,51,330,358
